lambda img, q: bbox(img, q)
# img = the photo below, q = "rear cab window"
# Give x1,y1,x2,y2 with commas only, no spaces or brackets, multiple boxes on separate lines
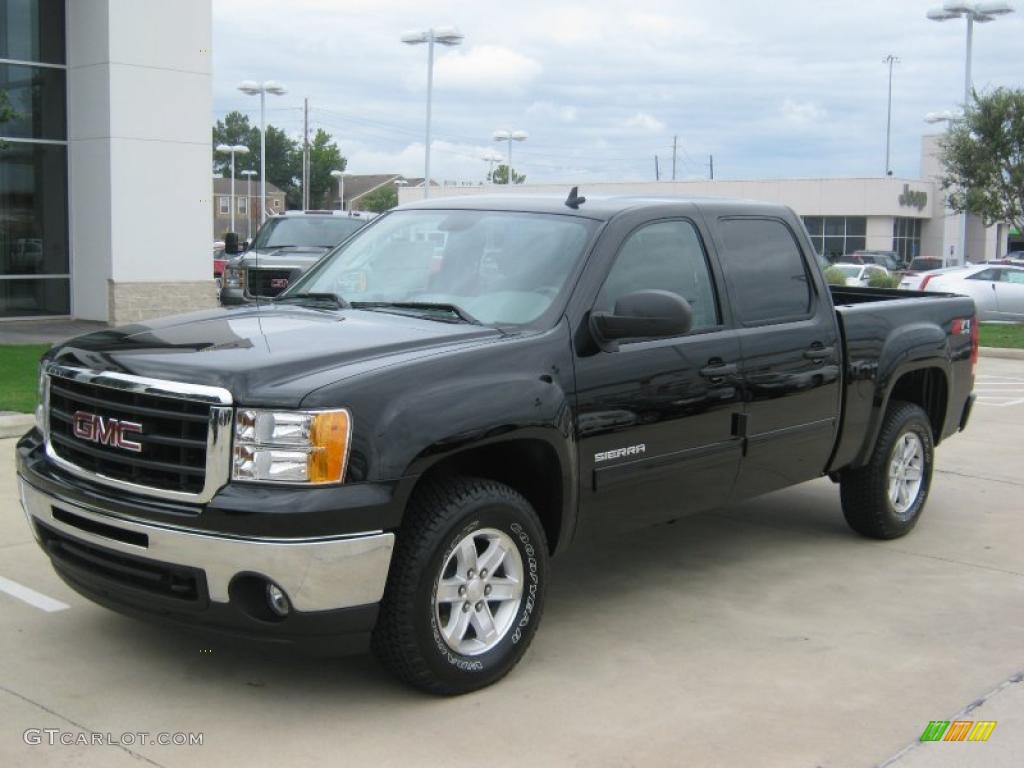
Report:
716,218,814,325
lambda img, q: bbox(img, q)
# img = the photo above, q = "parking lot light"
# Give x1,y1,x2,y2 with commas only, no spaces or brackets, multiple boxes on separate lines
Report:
215,144,250,233
237,80,289,223
492,130,528,184
401,27,465,199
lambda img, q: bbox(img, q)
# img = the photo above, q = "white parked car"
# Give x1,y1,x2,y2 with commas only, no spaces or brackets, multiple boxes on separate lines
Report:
898,265,970,291
830,263,890,287
923,264,1024,321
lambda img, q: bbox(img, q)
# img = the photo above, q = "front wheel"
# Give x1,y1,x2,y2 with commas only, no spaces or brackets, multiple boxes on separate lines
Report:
839,400,935,539
372,476,548,695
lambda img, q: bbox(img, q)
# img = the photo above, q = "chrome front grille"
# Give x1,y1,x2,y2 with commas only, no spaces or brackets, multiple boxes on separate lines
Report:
43,364,233,503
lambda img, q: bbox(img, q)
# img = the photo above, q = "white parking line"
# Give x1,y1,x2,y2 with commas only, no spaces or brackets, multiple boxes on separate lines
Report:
0,575,69,612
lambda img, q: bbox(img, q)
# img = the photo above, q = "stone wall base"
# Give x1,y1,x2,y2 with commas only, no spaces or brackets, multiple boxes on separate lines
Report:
108,280,218,325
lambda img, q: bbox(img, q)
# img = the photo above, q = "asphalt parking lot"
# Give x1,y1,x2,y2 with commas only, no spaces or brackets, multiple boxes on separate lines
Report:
1,356,1022,768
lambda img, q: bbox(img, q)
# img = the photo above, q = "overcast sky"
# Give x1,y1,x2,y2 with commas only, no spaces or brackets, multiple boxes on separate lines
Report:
212,0,1023,184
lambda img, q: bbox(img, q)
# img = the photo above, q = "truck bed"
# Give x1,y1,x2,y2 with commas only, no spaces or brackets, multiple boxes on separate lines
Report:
828,285,976,472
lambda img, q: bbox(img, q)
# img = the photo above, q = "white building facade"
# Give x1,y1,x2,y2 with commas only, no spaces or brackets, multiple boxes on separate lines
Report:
400,136,1010,265
1,0,215,322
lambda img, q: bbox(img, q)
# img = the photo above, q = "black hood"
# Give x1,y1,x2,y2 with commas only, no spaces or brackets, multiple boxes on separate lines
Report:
50,305,501,407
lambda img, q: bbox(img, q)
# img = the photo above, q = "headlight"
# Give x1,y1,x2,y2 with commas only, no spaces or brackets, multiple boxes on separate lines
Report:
223,266,244,289
232,409,351,484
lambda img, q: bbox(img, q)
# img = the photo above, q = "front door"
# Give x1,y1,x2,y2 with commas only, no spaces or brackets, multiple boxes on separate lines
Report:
573,212,743,535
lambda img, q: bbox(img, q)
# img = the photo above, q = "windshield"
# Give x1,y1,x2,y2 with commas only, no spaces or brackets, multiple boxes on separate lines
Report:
288,210,597,326
251,216,365,250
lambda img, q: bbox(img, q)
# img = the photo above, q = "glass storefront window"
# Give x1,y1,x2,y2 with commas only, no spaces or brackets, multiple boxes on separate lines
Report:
800,216,867,261
0,140,68,265
0,63,66,140
0,0,65,64
892,217,922,263
0,276,68,317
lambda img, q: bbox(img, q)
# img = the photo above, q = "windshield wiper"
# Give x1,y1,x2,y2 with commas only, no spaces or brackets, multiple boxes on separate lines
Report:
350,301,482,325
274,292,349,308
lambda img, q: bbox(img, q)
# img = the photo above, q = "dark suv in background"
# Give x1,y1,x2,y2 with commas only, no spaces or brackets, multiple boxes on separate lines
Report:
220,210,376,304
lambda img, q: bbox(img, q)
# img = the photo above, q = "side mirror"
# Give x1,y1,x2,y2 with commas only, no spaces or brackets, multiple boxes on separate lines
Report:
224,232,240,255
590,289,693,345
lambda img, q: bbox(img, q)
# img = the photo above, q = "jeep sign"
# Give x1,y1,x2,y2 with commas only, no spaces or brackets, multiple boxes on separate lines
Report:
898,184,927,211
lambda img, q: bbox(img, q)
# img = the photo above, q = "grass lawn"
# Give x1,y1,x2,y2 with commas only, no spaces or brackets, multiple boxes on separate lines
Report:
979,323,1024,350
0,344,50,413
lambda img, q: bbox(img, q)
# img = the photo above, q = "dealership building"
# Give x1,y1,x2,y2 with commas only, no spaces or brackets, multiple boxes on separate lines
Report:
403,135,1017,266
1,1,1017,323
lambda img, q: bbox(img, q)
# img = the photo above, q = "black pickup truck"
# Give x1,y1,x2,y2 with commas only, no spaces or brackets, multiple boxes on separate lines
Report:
16,194,977,695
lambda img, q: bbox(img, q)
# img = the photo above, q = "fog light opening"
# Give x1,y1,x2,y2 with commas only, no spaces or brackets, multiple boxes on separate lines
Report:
266,582,291,617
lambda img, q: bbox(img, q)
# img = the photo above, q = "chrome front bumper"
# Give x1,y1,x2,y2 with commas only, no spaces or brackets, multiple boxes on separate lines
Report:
18,477,395,612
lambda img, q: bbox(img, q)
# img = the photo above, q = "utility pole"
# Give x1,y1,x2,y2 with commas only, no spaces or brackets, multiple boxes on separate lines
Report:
883,54,899,176
709,154,714,180
671,135,678,181
654,155,660,181
302,97,310,209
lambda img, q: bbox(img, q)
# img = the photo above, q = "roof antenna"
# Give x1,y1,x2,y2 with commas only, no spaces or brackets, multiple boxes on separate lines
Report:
565,186,586,209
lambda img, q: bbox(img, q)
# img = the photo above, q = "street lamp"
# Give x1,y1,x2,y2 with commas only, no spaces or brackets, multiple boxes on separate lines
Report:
330,169,345,211
237,79,288,223
215,144,249,233
925,2,1013,265
481,150,504,183
882,54,899,176
492,130,528,184
401,26,464,199
241,169,258,240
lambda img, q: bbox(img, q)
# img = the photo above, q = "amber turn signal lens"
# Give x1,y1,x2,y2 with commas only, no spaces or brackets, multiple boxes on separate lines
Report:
307,410,350,483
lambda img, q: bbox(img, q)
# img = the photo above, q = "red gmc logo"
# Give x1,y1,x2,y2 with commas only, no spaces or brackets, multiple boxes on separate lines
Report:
72,410,143,453
270,278,289,290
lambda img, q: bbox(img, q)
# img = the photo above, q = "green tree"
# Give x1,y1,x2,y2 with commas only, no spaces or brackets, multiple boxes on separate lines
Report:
359,185,398,213
940,88,1024,233
212,111,301,206
211,111,258,177
307,128,346,209
0,89,21,149
488,164,526,185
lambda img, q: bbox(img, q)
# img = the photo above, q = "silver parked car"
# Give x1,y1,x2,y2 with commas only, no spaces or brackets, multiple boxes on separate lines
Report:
923,264,1024,321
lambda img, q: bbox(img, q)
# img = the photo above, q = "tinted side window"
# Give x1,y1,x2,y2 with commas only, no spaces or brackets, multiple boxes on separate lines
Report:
967,269,998,281
718,218,812,324
597,220,719,331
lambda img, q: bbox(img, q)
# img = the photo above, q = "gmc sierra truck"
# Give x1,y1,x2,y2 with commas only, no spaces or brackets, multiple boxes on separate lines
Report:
16,193,977,695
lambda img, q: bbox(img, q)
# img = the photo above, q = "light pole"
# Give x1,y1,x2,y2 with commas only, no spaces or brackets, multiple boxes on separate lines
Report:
330,169,345,211
215,144,249,233
481,150,503,183
927,2,1015,264
237,80,288,223
401,27,464,199
492,130,528,184
883,54,899,176
241,169,258,240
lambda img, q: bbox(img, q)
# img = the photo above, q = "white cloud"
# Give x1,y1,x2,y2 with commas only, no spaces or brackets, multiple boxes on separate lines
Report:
779,99,828,126
624,112,666,132
431,45,543,92
525,101,578,123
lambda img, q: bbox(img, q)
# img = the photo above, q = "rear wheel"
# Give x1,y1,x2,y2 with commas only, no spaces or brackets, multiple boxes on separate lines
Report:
840,400,934,539
372,476,548,695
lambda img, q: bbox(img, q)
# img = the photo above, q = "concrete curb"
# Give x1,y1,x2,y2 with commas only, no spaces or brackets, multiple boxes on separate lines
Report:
0,411,34,439
979,346,1024,361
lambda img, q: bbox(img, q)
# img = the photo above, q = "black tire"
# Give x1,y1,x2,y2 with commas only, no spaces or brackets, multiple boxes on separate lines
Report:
840,400,935,539
372,476,548,695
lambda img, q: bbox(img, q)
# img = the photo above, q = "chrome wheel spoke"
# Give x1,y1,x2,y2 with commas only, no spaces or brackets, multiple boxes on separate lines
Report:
443,604,471,644
436,578,465,604
456,538,478,577
485,577,520,601
470,604,498,644
476,538,507,575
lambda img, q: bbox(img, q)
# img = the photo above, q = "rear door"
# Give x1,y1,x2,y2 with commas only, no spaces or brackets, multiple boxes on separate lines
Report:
573,207,743,535
712,215,842,500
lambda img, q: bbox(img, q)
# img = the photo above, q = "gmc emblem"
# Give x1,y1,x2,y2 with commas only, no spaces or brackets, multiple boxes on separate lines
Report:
270,278,289,290
72,410,143,453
